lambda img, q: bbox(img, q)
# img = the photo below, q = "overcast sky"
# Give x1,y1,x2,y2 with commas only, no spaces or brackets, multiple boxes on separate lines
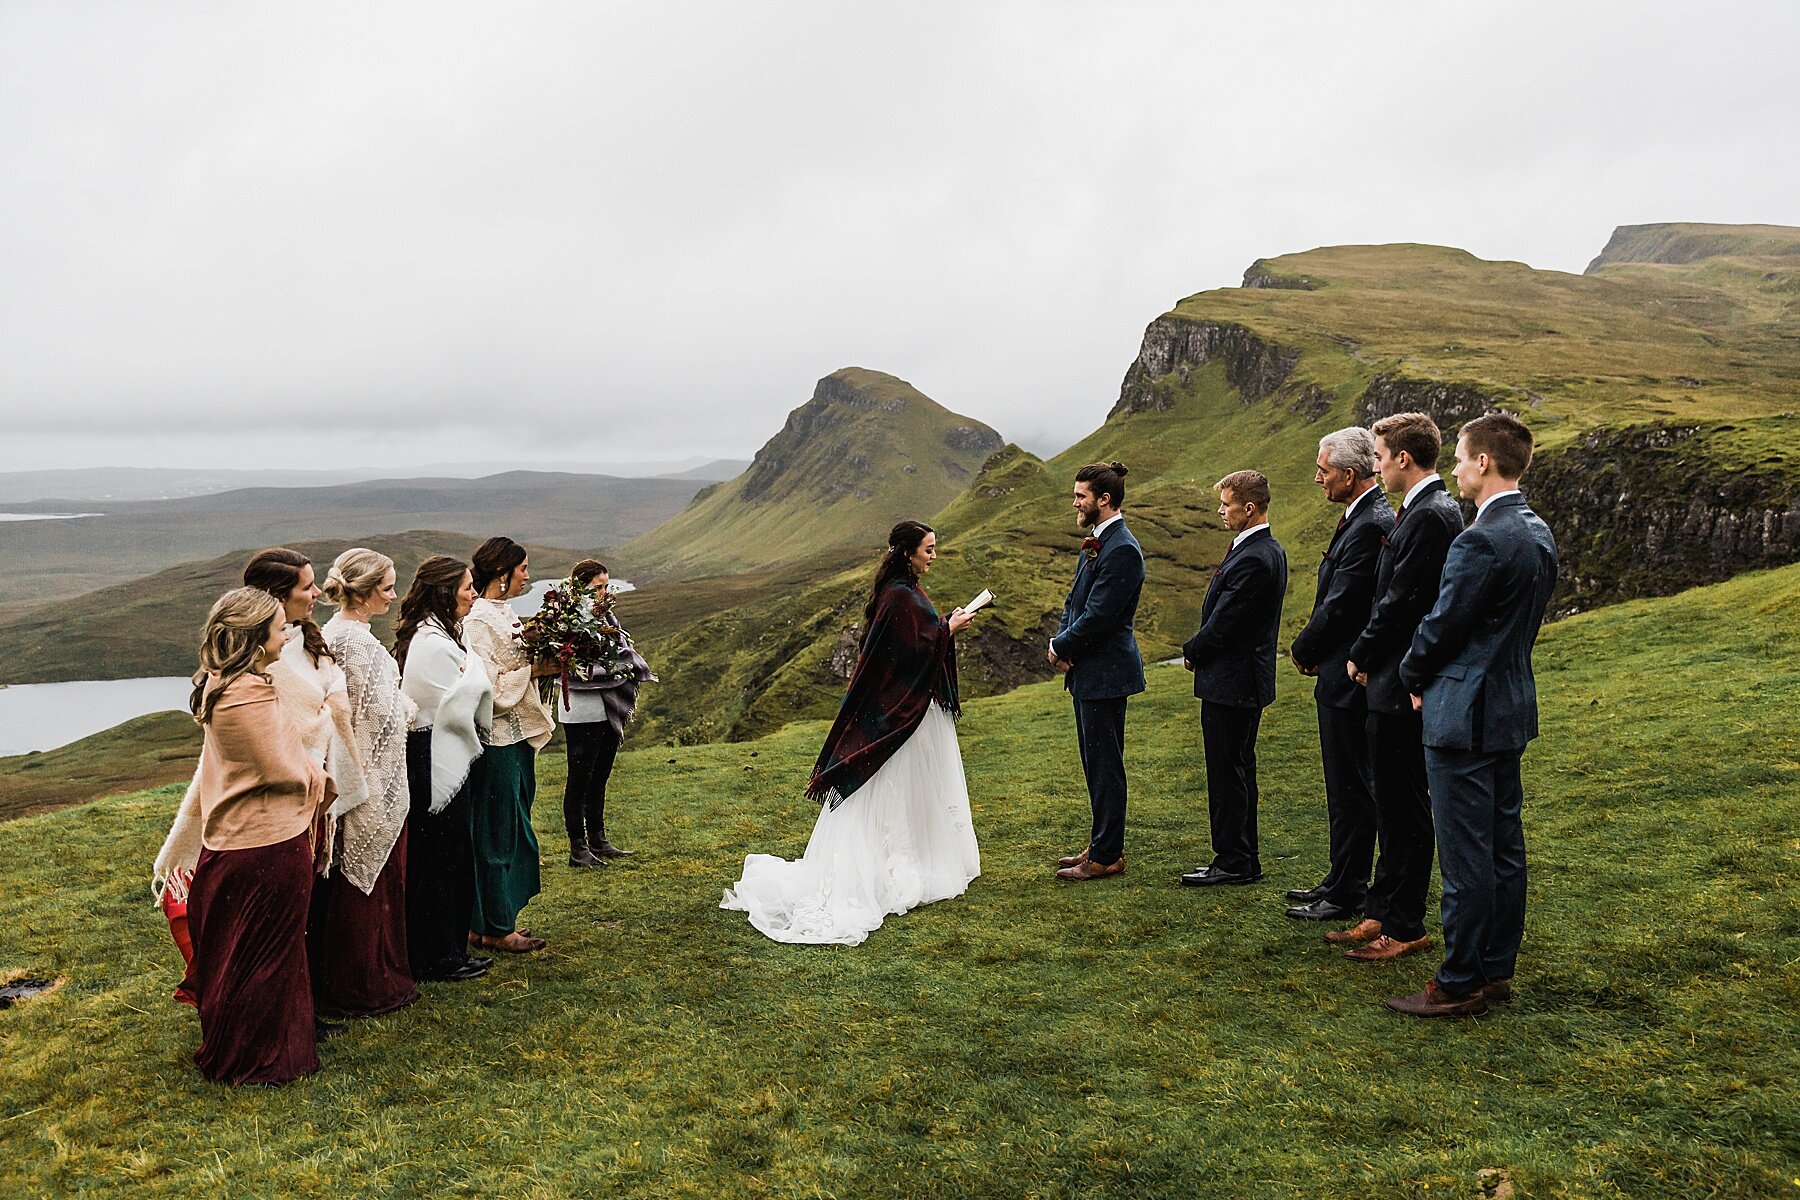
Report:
3,1,1796,473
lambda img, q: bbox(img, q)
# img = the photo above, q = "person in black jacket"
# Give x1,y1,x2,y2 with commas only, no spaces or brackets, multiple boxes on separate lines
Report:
1286,428,1395,920
1387,413,1558,1018
1337,412,1465,962
1049,462,1147,882
1180,471,1288,887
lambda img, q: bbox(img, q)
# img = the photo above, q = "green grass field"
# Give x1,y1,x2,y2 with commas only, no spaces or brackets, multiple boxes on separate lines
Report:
3,560,1798,1198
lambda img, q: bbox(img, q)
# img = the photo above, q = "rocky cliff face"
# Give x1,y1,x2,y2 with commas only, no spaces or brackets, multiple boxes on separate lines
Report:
1110,316,1300,417
1528,424,1800,614
1354,374,1509,446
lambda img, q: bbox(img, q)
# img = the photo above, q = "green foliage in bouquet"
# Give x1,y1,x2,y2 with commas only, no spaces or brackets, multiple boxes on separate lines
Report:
518,577,639,709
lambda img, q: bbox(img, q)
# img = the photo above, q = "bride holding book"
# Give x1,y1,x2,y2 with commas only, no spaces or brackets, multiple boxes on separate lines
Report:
722,521,988,945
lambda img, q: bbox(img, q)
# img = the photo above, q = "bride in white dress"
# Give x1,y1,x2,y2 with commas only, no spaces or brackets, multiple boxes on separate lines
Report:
722,521,982,945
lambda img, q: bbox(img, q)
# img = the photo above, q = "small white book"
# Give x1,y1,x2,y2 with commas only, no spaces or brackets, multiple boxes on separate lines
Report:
962,588,995,615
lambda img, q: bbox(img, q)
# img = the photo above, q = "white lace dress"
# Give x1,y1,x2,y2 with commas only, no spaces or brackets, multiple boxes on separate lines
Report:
721,703,980,946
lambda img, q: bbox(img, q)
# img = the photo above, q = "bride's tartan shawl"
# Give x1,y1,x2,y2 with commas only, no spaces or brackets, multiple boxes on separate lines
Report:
806,579,960,808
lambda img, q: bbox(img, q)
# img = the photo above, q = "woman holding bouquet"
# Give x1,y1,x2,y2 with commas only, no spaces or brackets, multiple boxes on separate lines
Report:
557,559,656,868
465,536,557,954
184,587,330,1085
722,521,981,945
312,548,421,1018
396,556,493,983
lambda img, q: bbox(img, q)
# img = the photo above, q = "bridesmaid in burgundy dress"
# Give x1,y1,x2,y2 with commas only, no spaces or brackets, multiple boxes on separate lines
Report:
312,548,422,1019
185,587,330,1085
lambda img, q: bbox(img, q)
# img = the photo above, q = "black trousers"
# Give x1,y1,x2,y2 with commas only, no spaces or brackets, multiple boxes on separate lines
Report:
1200,700,1262,876
1427,744,1527,995
1073,695,1128,864
1364,707,1436,942
404,730,477,975
1316,700,1378,907
563,720,622,846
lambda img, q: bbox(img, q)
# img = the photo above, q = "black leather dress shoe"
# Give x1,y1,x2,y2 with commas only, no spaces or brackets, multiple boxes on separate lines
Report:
1284,897,1360,921
1285,884,1328,903
1180,865,1265,887
419,955,490,982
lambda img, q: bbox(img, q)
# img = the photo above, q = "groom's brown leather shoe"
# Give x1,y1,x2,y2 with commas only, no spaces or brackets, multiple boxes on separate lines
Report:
1056,847,1091,869
1056,855,1124,881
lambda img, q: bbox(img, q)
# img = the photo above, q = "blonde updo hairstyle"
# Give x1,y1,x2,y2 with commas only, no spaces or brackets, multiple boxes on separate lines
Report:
189,586,284,725
324,547,395,611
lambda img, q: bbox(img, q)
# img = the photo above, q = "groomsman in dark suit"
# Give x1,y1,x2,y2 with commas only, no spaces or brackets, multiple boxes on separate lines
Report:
1285,428,1394,921
1050,461,1147,882
1338,412,1465,962
1180,471,1288,887
1387,413,1558,1018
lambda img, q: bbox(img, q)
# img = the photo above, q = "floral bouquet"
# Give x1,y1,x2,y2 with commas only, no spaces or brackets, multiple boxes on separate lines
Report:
518,576,634,710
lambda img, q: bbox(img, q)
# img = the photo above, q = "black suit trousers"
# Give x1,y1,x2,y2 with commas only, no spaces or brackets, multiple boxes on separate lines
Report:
404,730,477,975
1425,744,1527,995
1200,700,1262,875
1315,700,1378,906
1364,708,1436,942
1073,695,1128,864
563,720,622,846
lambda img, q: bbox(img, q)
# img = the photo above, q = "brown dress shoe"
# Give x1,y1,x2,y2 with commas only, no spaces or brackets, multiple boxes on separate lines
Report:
1481,978,1513,1003
1324,918,1383,946
1056,847,1092,869
1056,855,1124,881
1346,933,1431,962
1384,979,1489,1018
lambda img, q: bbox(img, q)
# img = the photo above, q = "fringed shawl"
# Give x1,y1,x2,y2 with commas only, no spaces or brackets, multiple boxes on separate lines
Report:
322,616,417,895
806,579,959,809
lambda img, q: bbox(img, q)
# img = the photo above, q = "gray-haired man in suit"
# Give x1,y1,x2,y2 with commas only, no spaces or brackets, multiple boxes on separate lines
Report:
1387,413,1558,1019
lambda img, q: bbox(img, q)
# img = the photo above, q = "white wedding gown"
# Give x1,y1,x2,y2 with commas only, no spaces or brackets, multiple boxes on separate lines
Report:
721,703,980,945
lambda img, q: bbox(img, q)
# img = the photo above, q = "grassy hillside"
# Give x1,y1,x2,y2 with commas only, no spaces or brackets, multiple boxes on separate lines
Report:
2,561,1797,1197
618,368,1004,581
0,470,702,608
0,712,198,822
0,531,606,685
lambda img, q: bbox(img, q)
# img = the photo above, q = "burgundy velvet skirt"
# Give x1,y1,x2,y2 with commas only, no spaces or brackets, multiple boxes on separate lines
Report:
187,833,320,1086
308,824,421,1019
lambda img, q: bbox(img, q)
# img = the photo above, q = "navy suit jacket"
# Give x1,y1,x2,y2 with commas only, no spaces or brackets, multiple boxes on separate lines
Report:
1053,518,1147,701
1182,526,1288,709
1348,478,1465,715
1400,493,1559,753
1290,488,1394,710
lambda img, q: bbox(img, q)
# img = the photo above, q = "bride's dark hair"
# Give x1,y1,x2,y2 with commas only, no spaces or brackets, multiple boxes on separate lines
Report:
863,521,933,627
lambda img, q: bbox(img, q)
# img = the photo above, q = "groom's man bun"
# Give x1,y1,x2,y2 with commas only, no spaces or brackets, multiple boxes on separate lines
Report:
1075,461,1129,509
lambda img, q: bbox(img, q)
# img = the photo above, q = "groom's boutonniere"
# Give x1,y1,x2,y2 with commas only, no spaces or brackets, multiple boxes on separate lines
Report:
1082,537,1102,560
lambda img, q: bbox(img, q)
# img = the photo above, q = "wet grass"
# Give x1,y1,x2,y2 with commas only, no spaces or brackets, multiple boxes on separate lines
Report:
1,564,1798,1197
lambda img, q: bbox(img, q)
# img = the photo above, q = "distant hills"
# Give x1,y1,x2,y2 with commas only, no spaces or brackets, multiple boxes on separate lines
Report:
618,368,1004,581
5,223,1798,749
0,531,603,685
0,458,749,505
0,470,707,609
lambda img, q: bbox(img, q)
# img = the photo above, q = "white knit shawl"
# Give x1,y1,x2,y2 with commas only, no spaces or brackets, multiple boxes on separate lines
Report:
322,616,417,894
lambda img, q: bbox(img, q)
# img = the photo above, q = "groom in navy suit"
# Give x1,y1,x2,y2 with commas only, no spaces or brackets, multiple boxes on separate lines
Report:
1387,413,1558,1018
1049,461,1146,881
